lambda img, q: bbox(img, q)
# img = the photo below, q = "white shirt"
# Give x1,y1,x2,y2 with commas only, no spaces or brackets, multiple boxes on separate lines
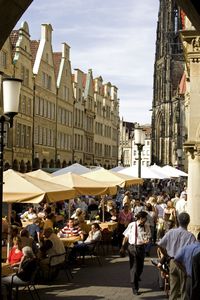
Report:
47,233,66,266
158,226,196,258
84,230,102,243
176,198,187,215
123,221,151,245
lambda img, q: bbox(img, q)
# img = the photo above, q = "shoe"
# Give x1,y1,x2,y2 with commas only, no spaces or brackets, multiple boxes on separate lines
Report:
132,289,140,295
151,258,159,267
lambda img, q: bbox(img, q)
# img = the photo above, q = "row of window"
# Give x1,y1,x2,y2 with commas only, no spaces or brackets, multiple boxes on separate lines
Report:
112,145,118,157
104,145,111,157
95,122,116,140
19,94,32,116
57,107,72,126
74,134,83,151
95,143,117,157
104,125,111,138
86,116,94,133
112,128,118,141
42,71,52,90
85,136,93,153
74,108,84,128
120,140,151,146
35,96,55,120
21,64,30,87
133,149,151,156
57,132,72,151
62,85,69,101
95,142,103,156
34,125,55,147
132,161,150,166
16,123,31,148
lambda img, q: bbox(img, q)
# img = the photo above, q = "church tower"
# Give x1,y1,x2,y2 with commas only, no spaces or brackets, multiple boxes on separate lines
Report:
151,0,185,167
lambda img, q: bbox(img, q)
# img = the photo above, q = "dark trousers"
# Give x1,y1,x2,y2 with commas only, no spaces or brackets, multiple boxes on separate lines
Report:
186,276,192,300
128,244,145,290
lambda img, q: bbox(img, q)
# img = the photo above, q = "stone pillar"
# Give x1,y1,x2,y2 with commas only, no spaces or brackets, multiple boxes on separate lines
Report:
186,146,200,236
181,31,200,236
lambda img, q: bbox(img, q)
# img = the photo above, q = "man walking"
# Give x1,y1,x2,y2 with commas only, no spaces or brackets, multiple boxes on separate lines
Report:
120,211,151,295
174,232,200,299
158,212,196,300
191,251,200,300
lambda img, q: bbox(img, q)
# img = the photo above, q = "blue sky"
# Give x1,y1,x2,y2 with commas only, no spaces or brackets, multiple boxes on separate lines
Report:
16,0,159,125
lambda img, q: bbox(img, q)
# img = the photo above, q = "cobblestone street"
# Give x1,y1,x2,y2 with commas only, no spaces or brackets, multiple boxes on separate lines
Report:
22,249,168,300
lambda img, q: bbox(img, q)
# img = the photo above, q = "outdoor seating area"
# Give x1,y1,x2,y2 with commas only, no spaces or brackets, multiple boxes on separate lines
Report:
1,164,189,299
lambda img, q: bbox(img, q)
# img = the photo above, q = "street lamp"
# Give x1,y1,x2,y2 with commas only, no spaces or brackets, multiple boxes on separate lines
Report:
134,127,145,198
0,77,22,280
177,148,182,169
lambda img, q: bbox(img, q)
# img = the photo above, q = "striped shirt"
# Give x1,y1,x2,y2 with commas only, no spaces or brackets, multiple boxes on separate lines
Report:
60,225,82,237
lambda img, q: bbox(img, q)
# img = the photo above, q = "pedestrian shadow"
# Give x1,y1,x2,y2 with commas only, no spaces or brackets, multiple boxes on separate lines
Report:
34,255,166,299
22,287,104,300
139,295,166,300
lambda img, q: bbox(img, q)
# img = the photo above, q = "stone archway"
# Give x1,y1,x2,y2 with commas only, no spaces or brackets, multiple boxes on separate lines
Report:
55,159,61,168
33,158,40,170
49,159,54,168
4,162,10,170
13,159,19,171
26,160,32,172
62,160,67,168
20,160,26,173
42,159,48,168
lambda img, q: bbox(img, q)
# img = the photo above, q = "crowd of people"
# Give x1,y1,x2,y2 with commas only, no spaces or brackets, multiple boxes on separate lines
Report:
1,178,200,299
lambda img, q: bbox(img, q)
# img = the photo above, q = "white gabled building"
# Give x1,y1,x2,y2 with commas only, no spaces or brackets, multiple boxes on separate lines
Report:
119,120,151,168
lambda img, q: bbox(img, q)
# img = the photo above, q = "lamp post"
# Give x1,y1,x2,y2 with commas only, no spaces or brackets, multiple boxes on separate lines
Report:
0,77,22,281
177,148,182,169
134,127,145,198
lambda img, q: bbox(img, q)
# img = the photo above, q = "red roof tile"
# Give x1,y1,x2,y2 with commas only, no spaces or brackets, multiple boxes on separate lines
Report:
30,40,39,67
53,52,62,79
10,30,19,58
82,73,87,88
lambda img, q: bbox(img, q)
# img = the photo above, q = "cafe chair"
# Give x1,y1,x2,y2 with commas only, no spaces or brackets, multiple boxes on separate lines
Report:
10,266,41,300
47,251,73,282
101,229,114,254
81,241,103,266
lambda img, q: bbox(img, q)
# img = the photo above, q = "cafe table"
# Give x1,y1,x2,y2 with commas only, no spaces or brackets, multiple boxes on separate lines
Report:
1,262,15,277
21,220,33,228
99,221,118,232
59,235,81,247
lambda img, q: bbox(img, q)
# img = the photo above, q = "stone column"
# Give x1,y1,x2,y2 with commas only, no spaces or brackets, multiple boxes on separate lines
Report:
186,146,200,236
181,31,200,236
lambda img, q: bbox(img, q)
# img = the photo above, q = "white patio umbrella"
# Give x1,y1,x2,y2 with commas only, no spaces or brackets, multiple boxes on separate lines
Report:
82,167,143,187
50,172,117,196
3,169,45,204
162,165,188,177
149,164,171,178
110,166,125,172
119,165,167,179
22,174,76,202
52,163,91,176
26,169,52,180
